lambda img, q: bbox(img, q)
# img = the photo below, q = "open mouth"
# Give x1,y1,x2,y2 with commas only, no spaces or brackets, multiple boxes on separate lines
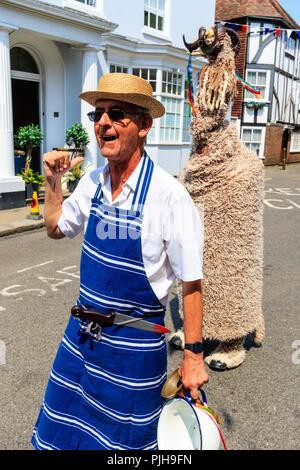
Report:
102,135,117,142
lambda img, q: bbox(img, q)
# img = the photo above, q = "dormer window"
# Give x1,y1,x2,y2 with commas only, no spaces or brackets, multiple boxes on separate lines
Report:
144,0,165,32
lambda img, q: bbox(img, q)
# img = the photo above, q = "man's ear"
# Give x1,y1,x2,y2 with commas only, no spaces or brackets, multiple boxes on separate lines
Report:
138,114,153,139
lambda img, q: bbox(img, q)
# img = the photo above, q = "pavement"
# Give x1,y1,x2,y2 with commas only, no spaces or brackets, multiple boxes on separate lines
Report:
0,189,70,237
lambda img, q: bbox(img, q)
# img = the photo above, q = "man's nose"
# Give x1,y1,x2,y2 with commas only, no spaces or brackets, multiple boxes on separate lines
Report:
97,111,112,126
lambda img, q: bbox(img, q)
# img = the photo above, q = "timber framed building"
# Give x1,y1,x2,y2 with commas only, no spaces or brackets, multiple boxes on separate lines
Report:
216,0,300,165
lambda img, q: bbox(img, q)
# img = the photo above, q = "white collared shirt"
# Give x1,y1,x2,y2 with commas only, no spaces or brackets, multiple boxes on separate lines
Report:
58,158,203,305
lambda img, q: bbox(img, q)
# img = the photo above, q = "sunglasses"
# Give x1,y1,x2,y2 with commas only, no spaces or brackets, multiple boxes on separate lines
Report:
87,109,145,123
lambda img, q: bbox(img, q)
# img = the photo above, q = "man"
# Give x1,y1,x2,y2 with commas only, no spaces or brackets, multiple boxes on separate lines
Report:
31,73,208,450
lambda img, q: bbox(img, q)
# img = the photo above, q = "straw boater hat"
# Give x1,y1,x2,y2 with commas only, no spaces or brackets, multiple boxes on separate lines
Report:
79,73,165,118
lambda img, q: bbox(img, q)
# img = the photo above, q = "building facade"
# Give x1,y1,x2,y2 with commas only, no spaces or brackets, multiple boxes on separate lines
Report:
215,0,300,165
0,0,215,210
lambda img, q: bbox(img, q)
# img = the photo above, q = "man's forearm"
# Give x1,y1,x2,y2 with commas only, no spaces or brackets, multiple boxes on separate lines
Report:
44,177,65,239
182,279,203,345
178,279,209,399
42,151,84,239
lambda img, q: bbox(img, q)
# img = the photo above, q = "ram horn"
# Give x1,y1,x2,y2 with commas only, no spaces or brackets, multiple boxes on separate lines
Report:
182,34,201,53
225,27,241,56
182,27,206,53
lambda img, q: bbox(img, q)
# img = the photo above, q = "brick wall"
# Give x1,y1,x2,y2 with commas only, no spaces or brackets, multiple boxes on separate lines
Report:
264,125,300,165
232,27,248,118
264,125,283,165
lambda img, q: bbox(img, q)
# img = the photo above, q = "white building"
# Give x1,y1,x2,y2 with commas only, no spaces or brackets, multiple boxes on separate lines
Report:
0,0,215,209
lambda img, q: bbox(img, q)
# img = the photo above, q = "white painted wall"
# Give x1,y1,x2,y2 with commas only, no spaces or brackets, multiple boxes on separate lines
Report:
102,0,215,46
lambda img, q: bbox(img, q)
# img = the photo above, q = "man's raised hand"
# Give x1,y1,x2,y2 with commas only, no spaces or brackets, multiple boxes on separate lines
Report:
43,151,85,182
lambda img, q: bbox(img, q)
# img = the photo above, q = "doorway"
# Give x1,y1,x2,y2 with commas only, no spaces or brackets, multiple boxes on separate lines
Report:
12,79,40,173
10,47,41,174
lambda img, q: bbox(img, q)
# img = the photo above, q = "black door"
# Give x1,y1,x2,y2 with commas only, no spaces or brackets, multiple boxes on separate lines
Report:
12,79,40,173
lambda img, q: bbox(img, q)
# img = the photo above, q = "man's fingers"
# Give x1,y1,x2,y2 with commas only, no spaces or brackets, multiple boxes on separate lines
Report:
190,388,200,401
43,151,77,180
69,156,85,171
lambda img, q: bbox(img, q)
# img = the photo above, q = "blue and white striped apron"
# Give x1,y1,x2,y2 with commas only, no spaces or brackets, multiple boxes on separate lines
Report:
31,153,167,450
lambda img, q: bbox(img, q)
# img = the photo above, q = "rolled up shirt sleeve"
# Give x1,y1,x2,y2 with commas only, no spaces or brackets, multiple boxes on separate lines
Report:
164,187,204,282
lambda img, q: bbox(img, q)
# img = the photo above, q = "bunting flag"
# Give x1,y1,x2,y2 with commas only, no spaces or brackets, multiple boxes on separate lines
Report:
220,21,300,38
187,52,197,117
235,73,263,100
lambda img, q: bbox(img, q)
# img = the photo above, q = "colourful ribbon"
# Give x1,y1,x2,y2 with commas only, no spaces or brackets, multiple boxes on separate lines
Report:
187,53,197,117
235,72,263,99
194,402,227,450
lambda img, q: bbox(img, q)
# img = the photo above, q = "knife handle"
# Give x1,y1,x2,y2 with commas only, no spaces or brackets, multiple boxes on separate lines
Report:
71,305,115,326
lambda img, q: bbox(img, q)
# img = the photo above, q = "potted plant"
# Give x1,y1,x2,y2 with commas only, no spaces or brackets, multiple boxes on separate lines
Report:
63,123,90,192
65,123,90,158
17,168,45,199
14,124,44,176
63,161,92,193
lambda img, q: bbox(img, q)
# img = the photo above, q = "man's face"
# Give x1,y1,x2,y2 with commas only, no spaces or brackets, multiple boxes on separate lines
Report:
93,100,150,164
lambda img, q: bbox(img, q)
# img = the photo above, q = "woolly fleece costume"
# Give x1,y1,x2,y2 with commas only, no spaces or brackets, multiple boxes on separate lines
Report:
170,27,265,369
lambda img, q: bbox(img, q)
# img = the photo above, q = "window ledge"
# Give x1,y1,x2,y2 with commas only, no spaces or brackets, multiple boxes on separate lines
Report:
142,26,171,42
244,100,270,104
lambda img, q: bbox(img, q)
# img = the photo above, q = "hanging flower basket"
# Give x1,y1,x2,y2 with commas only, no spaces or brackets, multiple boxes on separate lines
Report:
246,101,266,110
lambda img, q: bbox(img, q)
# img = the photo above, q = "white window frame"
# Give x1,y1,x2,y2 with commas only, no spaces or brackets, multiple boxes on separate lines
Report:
160,96,182,143
159,71,185,144
290,128,300,152
144,0,166,32
132,67,158,93
241,126,265,158
286,35,296,56
244,70,269,102
161,71,183,96
109,63,128,74
132,68,158,143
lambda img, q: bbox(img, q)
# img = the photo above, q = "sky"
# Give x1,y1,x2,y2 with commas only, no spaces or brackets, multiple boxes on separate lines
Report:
278,0,300,26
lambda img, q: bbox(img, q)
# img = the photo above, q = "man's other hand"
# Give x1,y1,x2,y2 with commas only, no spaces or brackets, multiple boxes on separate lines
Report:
178,350,209,400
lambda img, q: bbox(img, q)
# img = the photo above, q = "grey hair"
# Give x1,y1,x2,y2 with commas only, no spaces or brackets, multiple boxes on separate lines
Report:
131,104,151,145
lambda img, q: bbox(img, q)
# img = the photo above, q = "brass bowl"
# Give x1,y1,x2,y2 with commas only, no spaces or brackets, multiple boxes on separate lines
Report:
161,368,183,399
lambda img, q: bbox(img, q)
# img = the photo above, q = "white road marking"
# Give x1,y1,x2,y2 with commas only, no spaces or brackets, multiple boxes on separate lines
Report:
17,260,54,273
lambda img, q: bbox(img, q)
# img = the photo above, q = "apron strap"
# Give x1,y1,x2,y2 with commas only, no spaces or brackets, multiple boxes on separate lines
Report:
131,151,154,213
92,151,154,212
94,184,103,200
